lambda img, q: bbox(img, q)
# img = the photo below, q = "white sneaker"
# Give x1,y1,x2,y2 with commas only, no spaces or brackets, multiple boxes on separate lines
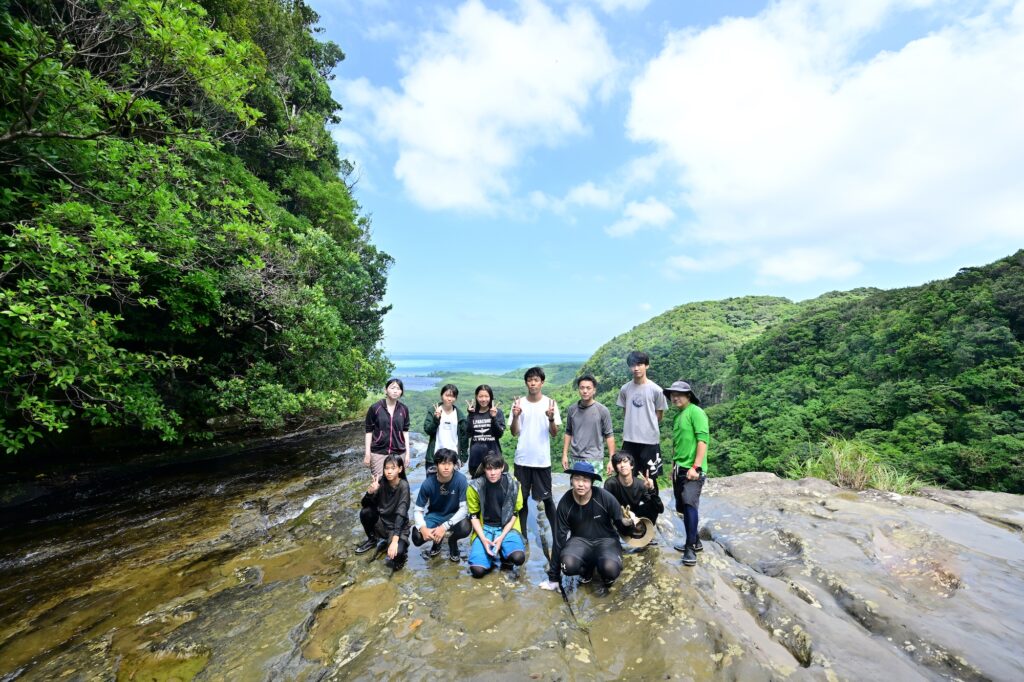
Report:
538,579,560,591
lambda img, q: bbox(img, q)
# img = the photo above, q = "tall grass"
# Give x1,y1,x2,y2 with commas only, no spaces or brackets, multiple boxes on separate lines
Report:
787,437,926,494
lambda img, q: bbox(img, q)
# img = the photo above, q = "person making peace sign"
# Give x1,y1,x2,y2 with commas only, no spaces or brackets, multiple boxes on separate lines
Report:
510,366,561,551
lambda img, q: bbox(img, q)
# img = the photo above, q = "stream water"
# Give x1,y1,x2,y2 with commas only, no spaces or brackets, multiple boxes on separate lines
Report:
0,425,711,681
6,427,1019,680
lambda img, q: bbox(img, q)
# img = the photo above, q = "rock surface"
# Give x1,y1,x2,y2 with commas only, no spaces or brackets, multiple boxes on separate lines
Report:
1,426,1022,680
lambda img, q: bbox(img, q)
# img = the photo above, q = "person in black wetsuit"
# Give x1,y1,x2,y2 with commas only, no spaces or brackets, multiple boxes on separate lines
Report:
538,461,634,591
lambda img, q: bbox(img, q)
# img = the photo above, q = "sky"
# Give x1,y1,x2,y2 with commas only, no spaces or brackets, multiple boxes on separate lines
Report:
310,0,1024,355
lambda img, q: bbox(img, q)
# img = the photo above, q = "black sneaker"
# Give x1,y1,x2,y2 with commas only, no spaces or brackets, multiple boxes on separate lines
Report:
673,542,687,553
682,546,697,566
579,572,593,584
693,540,703,552
355,538,377,554
427,542,442,558
648,539,659,547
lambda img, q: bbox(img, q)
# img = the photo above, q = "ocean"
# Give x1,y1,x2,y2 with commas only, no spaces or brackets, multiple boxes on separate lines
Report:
390,352,588,391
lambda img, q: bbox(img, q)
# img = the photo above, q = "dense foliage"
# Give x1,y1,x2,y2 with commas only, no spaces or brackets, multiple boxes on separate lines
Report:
713,251,1024,492
557,256,1024,493
559,296,813,468
1,0,391,453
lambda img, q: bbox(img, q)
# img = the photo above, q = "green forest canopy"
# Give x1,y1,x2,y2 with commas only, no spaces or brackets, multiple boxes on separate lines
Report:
1,0,392,453
571,252,1024,493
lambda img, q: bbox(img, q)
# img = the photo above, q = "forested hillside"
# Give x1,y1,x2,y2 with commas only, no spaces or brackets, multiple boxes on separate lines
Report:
712,251,1024,492
0,0,390,454
570,252,1023,493
580,296,806,402
562,296,822,446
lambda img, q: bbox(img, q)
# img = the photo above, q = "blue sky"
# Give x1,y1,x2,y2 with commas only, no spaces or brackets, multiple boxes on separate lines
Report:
310,0,1024,355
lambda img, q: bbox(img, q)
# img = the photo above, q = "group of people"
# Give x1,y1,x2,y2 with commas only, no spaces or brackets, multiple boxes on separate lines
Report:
358,351,710,589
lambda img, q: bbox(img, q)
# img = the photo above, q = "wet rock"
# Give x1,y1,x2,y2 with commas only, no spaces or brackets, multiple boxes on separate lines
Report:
1,434,1022,681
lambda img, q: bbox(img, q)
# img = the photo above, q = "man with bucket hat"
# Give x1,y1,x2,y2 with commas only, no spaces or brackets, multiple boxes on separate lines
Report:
663,380,709,567
537,462,634,591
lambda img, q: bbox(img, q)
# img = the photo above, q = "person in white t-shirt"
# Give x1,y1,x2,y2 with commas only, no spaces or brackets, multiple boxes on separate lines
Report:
510,366,562,547
422,383,467,469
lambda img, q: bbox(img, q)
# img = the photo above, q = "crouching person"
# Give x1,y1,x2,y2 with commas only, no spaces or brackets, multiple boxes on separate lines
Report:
539,462,633,591
604,451,664,546
356,454,410,571
466,452,526,578
412,448,471,561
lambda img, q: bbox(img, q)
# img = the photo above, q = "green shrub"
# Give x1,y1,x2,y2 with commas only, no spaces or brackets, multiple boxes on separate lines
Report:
788,437,926,494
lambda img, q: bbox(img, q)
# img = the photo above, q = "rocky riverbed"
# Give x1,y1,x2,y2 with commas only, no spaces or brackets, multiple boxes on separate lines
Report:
1,424,1022,680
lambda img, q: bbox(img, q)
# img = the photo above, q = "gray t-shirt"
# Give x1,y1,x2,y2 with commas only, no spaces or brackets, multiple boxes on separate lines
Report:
616,380,667,444
565,401,613,462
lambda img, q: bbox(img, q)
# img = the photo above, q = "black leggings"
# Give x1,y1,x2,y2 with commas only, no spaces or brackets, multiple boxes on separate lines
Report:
360,506,409,567
410,517,471,550
560,537,622,585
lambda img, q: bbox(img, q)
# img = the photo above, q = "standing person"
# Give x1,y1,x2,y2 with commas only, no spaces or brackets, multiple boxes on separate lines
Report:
604,451,664,546
510,366,561,544
663,381,709,567
562,373,616,476
423,383,468,470
465,384,506,476
364,378,411,480
355,454,411,571
466,452,527,578
538,462,634,591
412,449,471,561
616,351,667,490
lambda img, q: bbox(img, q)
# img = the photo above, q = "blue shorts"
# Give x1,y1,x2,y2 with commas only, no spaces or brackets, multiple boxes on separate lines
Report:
468,525,525,570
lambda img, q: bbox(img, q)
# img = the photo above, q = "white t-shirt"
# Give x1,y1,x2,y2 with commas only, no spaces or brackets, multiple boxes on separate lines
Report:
513,395,562,467
437,408,459,451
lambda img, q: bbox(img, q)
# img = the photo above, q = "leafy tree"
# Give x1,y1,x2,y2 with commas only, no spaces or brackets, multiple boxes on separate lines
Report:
1,0,391,454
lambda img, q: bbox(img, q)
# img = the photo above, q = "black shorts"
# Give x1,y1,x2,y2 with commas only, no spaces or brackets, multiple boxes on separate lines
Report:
514,464,552,501
672,467,705,512
621,441,663,478
561,537,622,572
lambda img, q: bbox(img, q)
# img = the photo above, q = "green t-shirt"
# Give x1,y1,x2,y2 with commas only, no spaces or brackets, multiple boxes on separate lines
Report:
671,404,710,469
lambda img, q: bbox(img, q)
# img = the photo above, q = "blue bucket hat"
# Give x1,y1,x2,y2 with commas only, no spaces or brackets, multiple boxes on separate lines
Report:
565,461,602,482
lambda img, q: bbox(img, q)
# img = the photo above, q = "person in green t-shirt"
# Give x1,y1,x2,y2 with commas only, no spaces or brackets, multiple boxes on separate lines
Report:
663,381,708,567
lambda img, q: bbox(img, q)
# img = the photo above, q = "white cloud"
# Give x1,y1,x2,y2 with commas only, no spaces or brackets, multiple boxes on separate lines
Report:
627,0,1024,281
364,21,405,41
565,181,617,209
639,302,652,311
341,0,618,211
606,197,675,236
577,0,652,13
530,180,619,214
758,247,863,283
